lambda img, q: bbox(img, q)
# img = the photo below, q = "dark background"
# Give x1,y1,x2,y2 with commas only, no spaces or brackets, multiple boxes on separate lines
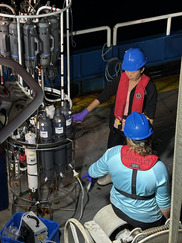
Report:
3,1,182,49
69,1,182,49
70,1,182,29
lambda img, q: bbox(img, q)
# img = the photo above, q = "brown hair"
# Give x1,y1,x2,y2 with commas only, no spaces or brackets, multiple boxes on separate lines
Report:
126,137,153,156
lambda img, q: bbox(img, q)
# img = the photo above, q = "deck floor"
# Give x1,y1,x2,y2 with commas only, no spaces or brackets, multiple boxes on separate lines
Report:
0,86,179,243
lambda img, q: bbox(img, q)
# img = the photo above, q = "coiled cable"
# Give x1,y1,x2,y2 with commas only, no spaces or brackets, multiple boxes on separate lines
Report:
101,43,122,82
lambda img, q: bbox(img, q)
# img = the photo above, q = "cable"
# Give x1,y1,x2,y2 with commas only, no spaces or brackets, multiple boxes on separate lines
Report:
69,164,85,221
16,212,28,238
76,177,85,221
101,43,122,82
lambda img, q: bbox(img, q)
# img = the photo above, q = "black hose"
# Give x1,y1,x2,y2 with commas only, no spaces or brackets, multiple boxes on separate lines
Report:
0,57,43,143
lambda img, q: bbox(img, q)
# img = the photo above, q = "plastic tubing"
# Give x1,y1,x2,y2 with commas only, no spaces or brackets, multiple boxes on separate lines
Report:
36,6,61,16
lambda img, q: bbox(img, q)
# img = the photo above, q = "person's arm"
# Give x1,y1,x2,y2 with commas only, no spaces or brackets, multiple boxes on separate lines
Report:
72,99,100,122
72,75,120,122
87,75,120,112
88,147,116,178
155,162,171,220
160,208,170,220
149,119,154,125
144,80,158,122
87,99,100,112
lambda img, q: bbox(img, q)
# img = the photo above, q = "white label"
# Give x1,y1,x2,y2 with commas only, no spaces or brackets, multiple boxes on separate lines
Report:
66,119,72,126
55,127,64,134
40,131,48,138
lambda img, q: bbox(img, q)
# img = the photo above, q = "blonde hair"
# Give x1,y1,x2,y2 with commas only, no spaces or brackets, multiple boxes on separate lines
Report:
126,137,153,156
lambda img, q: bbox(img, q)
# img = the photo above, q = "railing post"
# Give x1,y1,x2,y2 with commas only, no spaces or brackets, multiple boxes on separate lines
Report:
113,25,118,46
166,17,172,36
168,57,182,243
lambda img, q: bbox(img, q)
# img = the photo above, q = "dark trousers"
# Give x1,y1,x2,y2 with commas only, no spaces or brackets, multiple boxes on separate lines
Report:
112,204,166,230
107,127,126,149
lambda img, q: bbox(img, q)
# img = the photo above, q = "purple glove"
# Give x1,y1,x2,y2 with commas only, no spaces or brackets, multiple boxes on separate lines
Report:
81,172,96,192
81,172,93,182
72,108,89,122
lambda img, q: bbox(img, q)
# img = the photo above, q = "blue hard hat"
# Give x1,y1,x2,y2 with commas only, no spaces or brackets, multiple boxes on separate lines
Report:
122,48,147,71
124,112,153,140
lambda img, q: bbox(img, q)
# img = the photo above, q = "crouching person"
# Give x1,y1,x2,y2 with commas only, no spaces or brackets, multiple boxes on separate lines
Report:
88,112,171,230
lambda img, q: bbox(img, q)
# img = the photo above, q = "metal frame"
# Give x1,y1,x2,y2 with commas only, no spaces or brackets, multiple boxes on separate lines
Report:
0,1,72,102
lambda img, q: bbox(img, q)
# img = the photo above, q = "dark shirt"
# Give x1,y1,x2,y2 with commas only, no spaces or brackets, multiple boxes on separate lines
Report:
97,74,158,129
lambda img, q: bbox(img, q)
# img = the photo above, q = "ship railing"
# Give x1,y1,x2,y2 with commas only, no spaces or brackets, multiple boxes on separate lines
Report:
113,11,182,45
71,26,112,47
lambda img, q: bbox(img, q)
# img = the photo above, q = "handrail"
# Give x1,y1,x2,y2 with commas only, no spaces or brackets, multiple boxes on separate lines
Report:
113,11,182,46
72,26,112,47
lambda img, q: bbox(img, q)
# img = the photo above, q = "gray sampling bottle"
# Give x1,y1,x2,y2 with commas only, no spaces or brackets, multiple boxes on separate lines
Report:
39,112,54,181
52,108,67,175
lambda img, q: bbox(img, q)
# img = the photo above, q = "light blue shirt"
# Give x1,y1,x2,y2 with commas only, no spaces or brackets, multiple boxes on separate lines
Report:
88,145,171,223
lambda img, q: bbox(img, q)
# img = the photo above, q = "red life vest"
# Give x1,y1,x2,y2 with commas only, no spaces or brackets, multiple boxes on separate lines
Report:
121,145,158,171
114,72,150,121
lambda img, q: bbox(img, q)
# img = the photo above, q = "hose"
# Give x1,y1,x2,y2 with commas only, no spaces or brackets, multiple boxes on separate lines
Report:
131,221,170,242
0,57,43,143
101,43,122,82
64,218,91,243
143,222,170,236
68,164,85,221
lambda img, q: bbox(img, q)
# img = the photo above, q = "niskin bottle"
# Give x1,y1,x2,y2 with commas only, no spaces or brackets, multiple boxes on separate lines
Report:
39,112,54,181
60,101,72,166
52,108,67,175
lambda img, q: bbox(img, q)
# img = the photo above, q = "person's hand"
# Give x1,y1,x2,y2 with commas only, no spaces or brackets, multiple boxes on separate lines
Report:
81,172,93,182
72,108,89,123
81,172,96,192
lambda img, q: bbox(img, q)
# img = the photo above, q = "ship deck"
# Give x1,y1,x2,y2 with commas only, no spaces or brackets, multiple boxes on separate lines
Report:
0,70,180,242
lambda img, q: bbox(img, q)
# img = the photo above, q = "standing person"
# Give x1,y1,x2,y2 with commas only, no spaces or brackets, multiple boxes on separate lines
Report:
72,47,158,185
88,112,171,230
72,47,158,148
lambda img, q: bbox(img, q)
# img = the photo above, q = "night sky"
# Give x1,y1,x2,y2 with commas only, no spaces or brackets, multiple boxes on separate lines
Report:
71,1,182,29
69,1,182,49
3,1,182,29
2,1,182,49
